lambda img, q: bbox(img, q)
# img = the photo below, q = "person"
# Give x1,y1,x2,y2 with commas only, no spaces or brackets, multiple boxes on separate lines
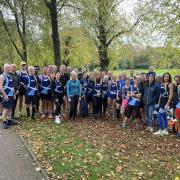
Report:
52,72,64,124
116,73,126,119
146,66,156,78
172,75,180,112
39,66,53,119
153,72,173,136
0,64,18,129
34,65,41,112
92,71,102,117
108,75,118,118
10,64,20,119
101,75,109,117
121,78,132,120
18,61,28,113
143,74,159,132
86,73,95,115
122,76,142,128
67,71,81,120
175,84,180,138
25,66,38,119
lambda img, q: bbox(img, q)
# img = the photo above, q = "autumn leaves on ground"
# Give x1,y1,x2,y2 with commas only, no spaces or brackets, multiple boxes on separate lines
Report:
17,114,180,180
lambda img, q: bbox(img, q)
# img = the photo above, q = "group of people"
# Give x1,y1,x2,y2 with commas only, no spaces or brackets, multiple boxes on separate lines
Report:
0,62,179,138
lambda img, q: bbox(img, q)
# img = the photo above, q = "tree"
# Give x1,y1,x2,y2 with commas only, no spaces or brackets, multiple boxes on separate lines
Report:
76,0,155,70
0,0,28,62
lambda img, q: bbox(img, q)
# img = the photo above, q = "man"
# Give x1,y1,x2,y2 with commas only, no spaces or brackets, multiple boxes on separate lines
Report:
10,64,20,119
18,61,28,113
34,65,41,112
25,66,38,119
59,65,69,111
146,66,156,78
0,64,17,129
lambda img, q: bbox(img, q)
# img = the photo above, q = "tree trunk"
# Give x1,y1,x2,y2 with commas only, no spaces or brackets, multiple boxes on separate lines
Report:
49,0,61,69
98,45,109,71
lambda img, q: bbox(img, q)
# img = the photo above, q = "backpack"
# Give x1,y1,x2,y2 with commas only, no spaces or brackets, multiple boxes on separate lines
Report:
80,97,88,117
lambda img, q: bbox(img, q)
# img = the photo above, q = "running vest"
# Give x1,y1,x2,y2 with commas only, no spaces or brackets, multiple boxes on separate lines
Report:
109,81,117,95
101,81,109,98
87,79,94,96
54,80,64,95
117,79,125,96
2,73,14,97
128,85,140,106
26,75,37,96
93,80,101,97
19,70,28,87
40,75,51,94
80,79,88,95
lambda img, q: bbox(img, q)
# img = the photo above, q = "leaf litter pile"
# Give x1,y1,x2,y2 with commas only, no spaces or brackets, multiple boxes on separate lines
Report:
17,115,180,180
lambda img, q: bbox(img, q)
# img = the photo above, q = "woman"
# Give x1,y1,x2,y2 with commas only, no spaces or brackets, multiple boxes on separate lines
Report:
143,74,159,132
101,75,109,116
67,71,81,120
108,75,118,118
53,72,64,124
86,73,95,115
93,72,102,117
121,78,132,120
122,76,142,128
153,72,173,136
25,66,38,119
39,67,53,119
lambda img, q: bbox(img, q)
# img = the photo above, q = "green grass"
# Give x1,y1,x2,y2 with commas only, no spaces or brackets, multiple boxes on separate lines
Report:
17,115,180,180
113,69,180,77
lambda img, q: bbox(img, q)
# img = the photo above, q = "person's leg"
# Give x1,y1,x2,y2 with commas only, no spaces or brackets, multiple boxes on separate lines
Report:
2,108,9,129
92,96,97,115
144,105,149,127
25,95,30,117
103,98,108,116
148,105,155,128
12,95,18,118
18,95,23,112
162,111,168,130
98,97,102,116
73,96,79,119
69,96,75,120
41,97,46,118
31,96,36,119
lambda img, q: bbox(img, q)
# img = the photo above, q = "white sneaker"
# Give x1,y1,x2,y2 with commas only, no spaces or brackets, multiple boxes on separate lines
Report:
55,116,60,124
162,129,169,135
149,128,153,132
153,129,162,136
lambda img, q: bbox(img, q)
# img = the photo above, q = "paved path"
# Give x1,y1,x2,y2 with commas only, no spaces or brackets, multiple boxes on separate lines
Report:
0,126,44,180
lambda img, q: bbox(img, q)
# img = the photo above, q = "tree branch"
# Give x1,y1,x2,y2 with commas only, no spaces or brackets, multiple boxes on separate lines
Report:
0,10,24,60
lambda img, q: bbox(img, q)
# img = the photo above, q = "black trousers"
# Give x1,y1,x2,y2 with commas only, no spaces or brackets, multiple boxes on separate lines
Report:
12,95,18,118
92,96,102,115
54,94,64,116
69,95,79,119
102,97,108,115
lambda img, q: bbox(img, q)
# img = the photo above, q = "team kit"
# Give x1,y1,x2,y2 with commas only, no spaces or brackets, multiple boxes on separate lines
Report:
0,62,179,137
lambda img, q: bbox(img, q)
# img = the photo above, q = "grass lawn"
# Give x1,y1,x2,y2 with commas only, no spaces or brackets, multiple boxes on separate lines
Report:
17,113,180,180
113,69,180,77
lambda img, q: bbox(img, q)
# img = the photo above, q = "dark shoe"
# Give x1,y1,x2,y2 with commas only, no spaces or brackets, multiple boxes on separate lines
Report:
3,121,9,129
8,119,18,126
176,132,180,138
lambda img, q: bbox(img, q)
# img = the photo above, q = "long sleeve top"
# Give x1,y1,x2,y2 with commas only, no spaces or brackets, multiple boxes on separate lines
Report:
67,79,81,97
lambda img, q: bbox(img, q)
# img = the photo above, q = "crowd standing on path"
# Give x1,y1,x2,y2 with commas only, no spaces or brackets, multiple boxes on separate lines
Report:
0,62,180,138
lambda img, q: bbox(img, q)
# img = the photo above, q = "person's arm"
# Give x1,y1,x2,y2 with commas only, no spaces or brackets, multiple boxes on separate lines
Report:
66,80,70,97
165,83,173,109
0,75,8,101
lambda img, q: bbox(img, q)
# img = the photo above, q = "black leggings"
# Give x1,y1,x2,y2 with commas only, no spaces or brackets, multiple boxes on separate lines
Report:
93,96,102,115
125,104,141,119
102,98,108,115
69,95,79,119
54,94,64,116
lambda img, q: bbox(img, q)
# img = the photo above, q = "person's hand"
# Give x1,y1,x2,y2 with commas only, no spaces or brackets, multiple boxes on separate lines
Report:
164,104,169,110
68,97,71,102
4,95,9,101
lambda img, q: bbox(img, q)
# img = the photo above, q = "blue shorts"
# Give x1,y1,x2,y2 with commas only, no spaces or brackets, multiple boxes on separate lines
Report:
40,93,52,101
108,94,116,100
2,96,14,109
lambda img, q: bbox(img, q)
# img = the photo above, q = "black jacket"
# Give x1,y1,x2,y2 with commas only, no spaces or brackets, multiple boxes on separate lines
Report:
143,83,159,106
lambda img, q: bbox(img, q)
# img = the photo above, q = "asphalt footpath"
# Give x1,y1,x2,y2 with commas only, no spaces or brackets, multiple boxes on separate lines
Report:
0,126,44,180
